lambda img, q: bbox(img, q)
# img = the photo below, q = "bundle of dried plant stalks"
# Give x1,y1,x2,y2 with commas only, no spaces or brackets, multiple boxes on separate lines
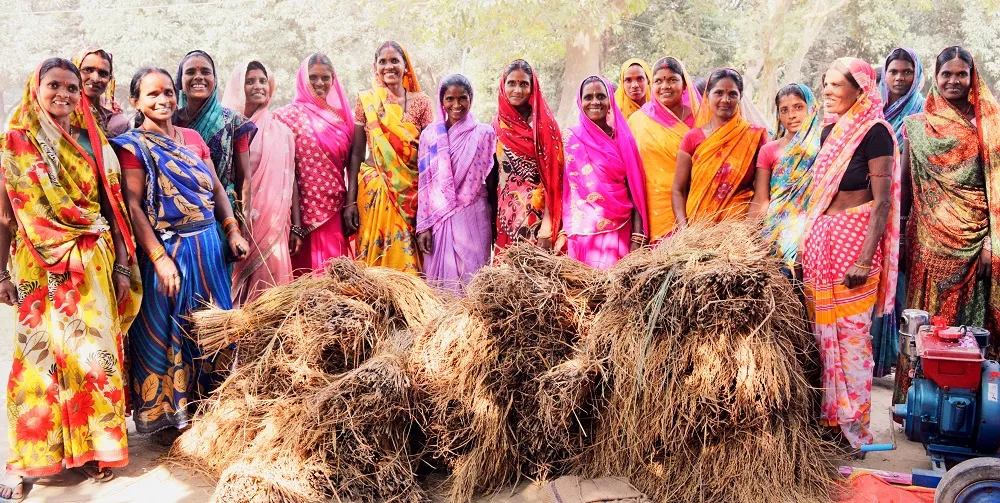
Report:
575,220,837,503
172,259,439,503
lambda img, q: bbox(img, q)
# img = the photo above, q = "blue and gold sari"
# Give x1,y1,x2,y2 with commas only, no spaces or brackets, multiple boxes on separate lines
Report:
111,130,232,434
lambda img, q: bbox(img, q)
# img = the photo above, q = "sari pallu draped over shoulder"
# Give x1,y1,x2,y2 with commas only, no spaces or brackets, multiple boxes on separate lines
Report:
221,60,297,303
615,58,652,120
417,74,497,290
904,61,1000,334
628,58,701,240
493,59,565,246
801,58,900,448
2,66,140,476
762,83,822,269
563,75,648,269
685,70,766,223
880,47,925,147
72,46,129,137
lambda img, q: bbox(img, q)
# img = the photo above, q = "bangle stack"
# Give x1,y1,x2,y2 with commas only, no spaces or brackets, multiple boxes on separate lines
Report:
223,217,240,235
0,269,10,283
290,224,306,239
630,233,649,246
149,245,166,263
113,263,132,278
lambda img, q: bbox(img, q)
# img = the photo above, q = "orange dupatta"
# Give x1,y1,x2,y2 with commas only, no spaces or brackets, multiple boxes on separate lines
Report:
685,94,765,223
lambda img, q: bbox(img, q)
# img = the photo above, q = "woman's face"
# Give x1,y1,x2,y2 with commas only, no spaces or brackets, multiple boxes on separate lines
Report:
777,93,808,135
707,77,740,121
244,68,270,108
652,67,684,109
132,72,177,123
885,59,916,99
375,46,406,87
822,68,863,116
442,84,471,125
622,64,648,102
308,63,334,99
78,53,111,102
504,69,532,108
181,55,215,101
38,68,81,121
936,58,972,102
581,80,610,123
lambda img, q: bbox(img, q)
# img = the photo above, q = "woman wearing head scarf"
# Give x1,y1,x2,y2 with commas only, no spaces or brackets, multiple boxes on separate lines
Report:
416,74,497,291
616,58,652,120
0,58,141,497
73,47,130,137
174,50,256,230
755,83,822,271
628,56,700,241
221,60,297,303
561,75,648,268
800,58,899,448
903,47,1000,346
672,68,767,226
344,41,432,274
273,54,355,275
493,59,565,251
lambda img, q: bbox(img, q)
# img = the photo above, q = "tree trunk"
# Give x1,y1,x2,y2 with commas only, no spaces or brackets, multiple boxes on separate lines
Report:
557,29,603,127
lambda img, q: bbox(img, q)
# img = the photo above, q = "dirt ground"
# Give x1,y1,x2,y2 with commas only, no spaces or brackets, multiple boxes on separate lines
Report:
0,304,931,502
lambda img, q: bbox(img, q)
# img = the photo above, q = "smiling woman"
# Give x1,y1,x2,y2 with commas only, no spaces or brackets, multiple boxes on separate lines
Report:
72,47,130,137
0,58,142,498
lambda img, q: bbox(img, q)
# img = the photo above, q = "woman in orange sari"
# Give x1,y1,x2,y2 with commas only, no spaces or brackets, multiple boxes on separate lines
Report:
628,57,700,240
672,68,766,226
344,41,432,273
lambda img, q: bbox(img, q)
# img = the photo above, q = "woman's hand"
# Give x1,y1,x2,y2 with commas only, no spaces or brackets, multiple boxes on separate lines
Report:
342,204,360,237
553,233,567,254
0,278,17,306
289,234,303,256
417,230,433,255
978,246,992,277
842,263,871,289
537,236,553,250
229,233,250,262
153,256,181,297
112,265,131,305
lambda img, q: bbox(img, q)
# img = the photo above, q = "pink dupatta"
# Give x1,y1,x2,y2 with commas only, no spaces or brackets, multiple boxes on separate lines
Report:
803,58,900,315
221,60,296,300
564,76,649,237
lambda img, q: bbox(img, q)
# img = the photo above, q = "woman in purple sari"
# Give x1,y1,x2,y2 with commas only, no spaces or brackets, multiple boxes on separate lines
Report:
416,74,498,291
561,75,648,268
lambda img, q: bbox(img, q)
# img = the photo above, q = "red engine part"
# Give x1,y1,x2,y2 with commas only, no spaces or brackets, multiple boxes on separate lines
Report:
916,325,984,391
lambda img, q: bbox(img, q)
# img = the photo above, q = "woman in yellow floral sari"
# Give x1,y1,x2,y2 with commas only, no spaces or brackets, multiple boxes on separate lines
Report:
0,58,141,499
344,41,433,273
672,68,767,226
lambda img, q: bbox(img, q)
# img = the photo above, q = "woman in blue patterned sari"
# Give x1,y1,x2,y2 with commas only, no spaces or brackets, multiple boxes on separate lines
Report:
112,68,248,443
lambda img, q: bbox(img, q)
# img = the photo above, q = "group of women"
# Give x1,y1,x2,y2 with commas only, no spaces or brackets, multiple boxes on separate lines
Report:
0,39,996,498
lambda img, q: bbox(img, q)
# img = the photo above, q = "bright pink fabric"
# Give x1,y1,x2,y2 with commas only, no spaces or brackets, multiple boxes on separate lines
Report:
678,127,706,155
756,139,783,171
119,128,209,169
563,75,648,268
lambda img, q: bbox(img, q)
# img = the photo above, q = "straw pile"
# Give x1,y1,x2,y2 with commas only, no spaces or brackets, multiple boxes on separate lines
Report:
575,220,836,503
172,259,441,503
410,244,608,503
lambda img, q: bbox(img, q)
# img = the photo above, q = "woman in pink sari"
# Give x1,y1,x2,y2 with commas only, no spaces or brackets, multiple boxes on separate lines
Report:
561,75,648,268
221,60,297,303
273,54,354,274
416,74,498,291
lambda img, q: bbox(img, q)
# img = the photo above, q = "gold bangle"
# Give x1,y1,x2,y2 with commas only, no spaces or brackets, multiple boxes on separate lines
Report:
853,261,872,270
222,217,238,230
148,245,166,262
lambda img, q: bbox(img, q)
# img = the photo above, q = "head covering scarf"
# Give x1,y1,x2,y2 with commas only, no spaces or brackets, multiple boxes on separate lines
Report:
417,75,497,233
904,50,1000,327
71,46,122,114
285,55,355,161
3,63,136,292
804,57,900,316
685,68,766,223
615,59,652,120
880,47,925,146
564,75,648,237
762,83,822,268
493,59,565,234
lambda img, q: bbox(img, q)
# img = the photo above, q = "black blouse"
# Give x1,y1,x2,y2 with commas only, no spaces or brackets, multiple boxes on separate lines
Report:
820,122,894,191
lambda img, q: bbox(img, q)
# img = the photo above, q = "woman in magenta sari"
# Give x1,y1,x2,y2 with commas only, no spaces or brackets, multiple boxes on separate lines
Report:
273,54,354,274
561,76,648,268
416,74,498,291
221,60,298,303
